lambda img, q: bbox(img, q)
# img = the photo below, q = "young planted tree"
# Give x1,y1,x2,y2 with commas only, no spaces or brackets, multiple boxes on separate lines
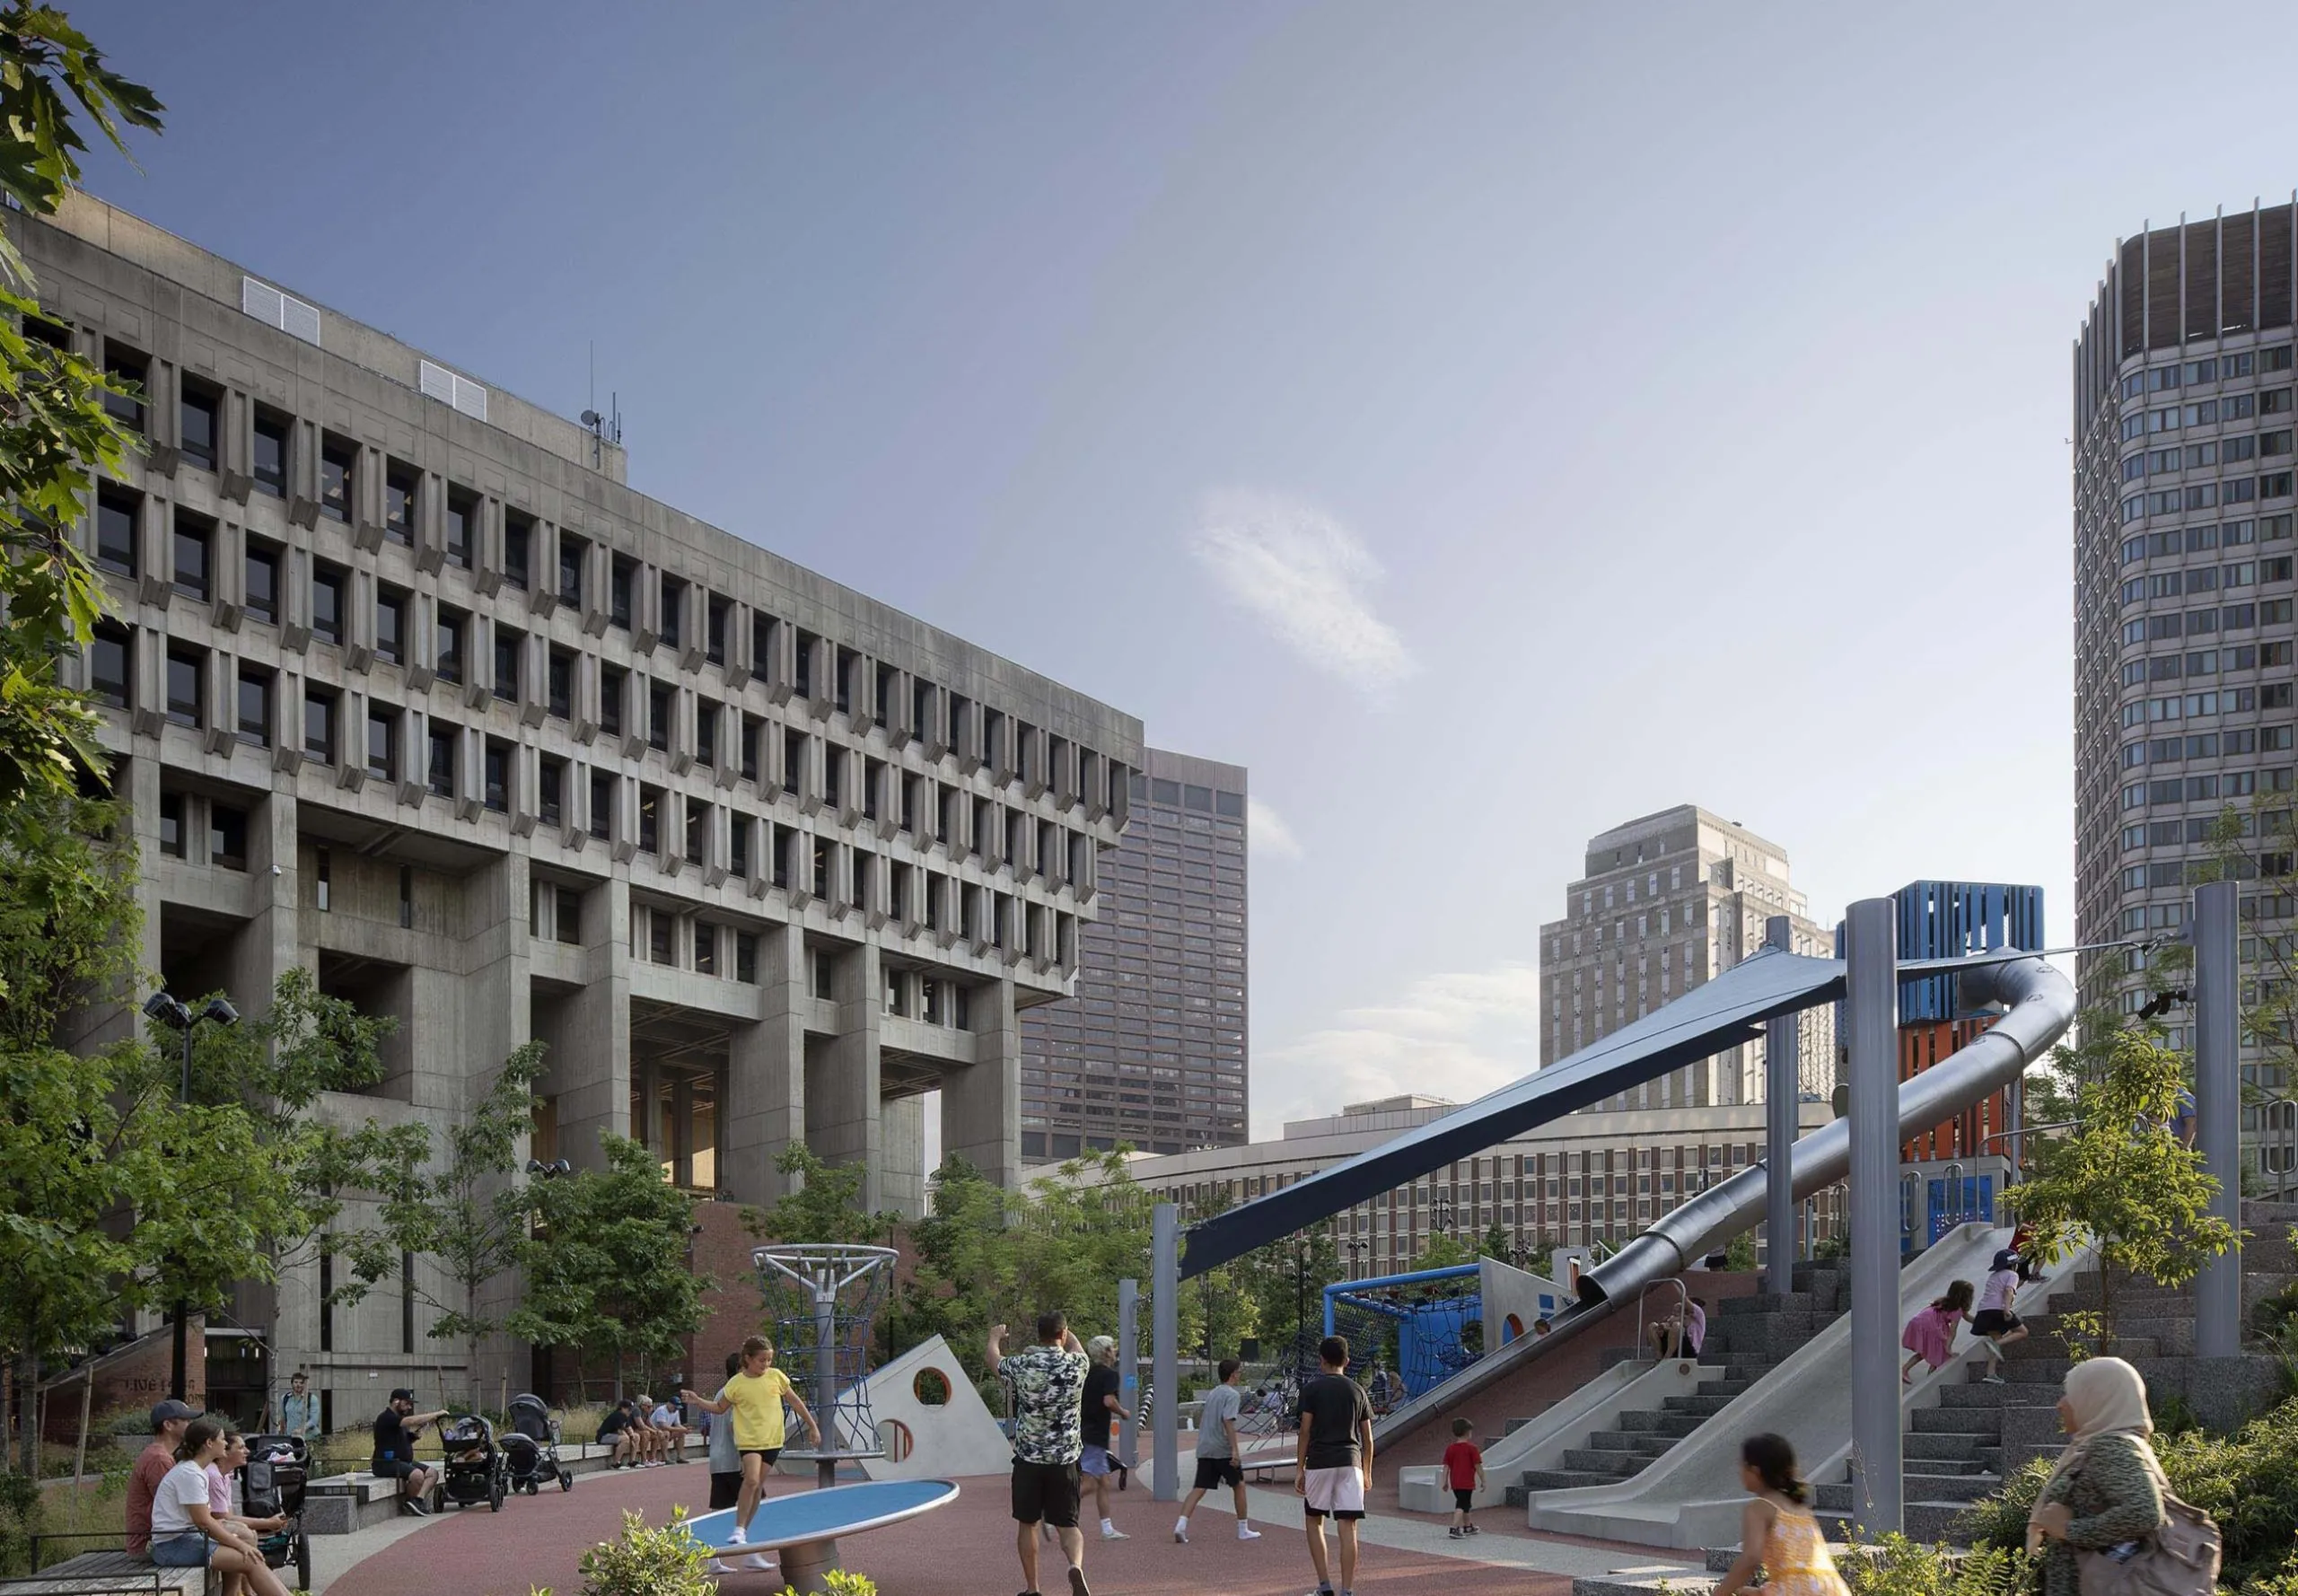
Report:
375,1040,549,1412
513,1136,709,1399
742,1143,894,1247
2006,1020,2237,1351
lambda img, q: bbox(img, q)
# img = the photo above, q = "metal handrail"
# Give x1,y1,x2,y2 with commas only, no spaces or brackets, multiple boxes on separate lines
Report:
1632,1276,1688,1363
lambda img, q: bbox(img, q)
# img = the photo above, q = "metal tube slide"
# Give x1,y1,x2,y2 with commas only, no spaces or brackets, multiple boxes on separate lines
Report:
1577,952,2071,1306
1373,953,2073,1447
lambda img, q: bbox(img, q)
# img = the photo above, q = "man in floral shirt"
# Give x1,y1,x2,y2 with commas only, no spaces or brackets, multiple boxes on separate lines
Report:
990,1312,1093,1596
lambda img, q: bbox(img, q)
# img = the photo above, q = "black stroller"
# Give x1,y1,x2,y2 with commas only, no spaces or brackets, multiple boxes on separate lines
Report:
239,1434,312,1589
503,1393,574,1495
432,1414,508,1512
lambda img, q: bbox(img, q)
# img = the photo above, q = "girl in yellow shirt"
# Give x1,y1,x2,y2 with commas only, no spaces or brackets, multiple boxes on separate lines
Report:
684,1335,821,1568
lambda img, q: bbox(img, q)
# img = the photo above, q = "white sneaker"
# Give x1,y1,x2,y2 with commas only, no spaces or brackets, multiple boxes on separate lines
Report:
728,1528,747,1546
743,1553,775,1571
1174,1520,1188,1543
1238,1525,1261,1539
706,1561,732,1576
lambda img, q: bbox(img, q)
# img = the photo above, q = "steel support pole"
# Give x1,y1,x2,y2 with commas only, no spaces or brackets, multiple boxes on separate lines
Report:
1152,1203,1179,1502
1117,1278,1139,1469
1765,915,1799,1296
2194,881,2243,1358
1846,898,1901,1539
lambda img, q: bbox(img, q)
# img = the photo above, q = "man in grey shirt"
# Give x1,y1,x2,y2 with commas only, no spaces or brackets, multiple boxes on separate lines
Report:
1171,1358,1260,1544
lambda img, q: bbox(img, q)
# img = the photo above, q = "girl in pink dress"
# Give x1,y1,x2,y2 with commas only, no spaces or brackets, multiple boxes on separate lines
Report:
1899,1279,1975,1382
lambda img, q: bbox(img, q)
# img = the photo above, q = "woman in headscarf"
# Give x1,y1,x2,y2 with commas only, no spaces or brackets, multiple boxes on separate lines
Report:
2026,1357,2169,1596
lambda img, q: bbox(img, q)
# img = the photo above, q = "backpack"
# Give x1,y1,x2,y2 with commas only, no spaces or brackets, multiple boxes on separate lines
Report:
2075,1447,2221,1596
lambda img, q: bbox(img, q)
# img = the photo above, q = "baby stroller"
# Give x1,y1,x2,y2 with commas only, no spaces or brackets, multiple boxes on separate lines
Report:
503,1393,574,1495
239,1434,312,1589
432,1414,508,1513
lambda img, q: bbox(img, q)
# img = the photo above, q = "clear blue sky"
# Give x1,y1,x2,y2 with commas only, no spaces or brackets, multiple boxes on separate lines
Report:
72,1,2298,1132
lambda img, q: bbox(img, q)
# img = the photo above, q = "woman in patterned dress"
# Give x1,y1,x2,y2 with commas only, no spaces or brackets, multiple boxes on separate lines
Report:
2026,1358,2168,1596
1711,1434,1850,1596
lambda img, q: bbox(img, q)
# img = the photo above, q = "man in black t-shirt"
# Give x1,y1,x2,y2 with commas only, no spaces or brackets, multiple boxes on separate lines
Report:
594,1399,640,1469
1078,1337,1127,1540
1292,1336,1373,1596
371,1389,448,1515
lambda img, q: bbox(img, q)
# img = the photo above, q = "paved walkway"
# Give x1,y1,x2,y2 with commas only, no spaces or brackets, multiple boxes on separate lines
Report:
319,1465,1697,1596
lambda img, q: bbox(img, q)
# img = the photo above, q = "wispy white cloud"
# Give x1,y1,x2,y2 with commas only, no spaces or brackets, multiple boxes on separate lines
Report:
1190,490,1417,701
1247,796,1302,860
1256,963,1543,1134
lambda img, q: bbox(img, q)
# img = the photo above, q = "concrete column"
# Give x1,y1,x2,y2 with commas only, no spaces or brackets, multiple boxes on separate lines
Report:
2194,880,2242,1358
1117,1278,1140,1469
806,940,881,1210
1152,1204,1178,1501
881,1093,926,1219
1846,897,1901,1539
547,876,631,1170
943,976,1021,1189
1764,915,1798,1294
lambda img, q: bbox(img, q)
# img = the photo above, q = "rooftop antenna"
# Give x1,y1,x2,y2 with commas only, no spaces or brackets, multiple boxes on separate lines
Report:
578,343,620,467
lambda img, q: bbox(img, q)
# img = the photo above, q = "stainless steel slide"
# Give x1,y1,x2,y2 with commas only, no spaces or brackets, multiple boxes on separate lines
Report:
1374,952,2074,1447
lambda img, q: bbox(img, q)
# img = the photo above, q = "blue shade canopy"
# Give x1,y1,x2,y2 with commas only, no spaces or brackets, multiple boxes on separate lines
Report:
1179,948,1847,1278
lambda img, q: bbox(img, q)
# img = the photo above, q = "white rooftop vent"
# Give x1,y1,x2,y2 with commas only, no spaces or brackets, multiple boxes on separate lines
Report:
418,358,487,422
241,276,320,346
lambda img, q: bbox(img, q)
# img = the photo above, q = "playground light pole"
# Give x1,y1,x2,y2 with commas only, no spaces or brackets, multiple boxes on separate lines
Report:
143,990,241,1401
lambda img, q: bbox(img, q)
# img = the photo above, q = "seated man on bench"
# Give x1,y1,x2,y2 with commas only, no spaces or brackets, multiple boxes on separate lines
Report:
596,1399,642,1469
649,1395,692,1463
372,1388,449,1515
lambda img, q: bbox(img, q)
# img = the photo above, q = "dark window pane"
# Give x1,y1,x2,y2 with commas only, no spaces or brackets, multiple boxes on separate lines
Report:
320,438,354,522
179,386,218,471
90,626,129,707
303,690,336,763
165,647,203,727
171,513,211,601
237,670,271,747
251,415,287,496
96,487,137,577
209,804,248,871
244,545,279,623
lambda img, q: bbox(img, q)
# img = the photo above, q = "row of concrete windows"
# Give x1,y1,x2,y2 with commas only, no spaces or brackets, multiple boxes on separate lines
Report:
87,370,1129,822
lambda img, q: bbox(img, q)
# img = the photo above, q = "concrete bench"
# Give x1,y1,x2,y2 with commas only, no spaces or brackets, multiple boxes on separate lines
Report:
303,1436,706,1532
0,1547,212,1595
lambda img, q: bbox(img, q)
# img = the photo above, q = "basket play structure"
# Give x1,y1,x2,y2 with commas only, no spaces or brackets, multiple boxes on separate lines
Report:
754,1242,899,1487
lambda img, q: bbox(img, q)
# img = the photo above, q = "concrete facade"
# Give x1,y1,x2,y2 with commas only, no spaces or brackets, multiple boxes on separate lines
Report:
1539,806,1837,1113
1117,1094,1843,1276
2071,203,2298,1187
27,193,1143,1414
1018,747,1248,1162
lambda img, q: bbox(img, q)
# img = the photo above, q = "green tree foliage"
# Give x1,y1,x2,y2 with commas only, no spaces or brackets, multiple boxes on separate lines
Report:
1415,1231,1475,1271
512,1136,709,1395
0,4,162,811
742,1144,895,1247
903,1152,1168,1388
2006,1020,2237,1351
1480,1219,1511,1262
373,1040,549,1410
1722,1231,1759,1273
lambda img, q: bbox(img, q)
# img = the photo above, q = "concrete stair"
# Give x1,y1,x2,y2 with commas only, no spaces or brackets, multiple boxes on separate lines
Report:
1509,1267,1849,1507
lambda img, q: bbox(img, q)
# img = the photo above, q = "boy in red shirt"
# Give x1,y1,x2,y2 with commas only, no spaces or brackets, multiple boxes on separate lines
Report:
1442,1416,1486,1538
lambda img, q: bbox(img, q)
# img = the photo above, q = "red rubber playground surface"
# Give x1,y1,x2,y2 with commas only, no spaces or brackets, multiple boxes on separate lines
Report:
324,1467,1584,1596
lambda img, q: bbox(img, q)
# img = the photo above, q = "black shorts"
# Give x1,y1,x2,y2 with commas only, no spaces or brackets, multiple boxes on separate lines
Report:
741,1448,782,1468
1012,1460,1082,1527
708,1471,741,1511
1192,1457,1242,1491
372,1458,417,1481
1453,1487,1476,1512
1973,1309,2022,1337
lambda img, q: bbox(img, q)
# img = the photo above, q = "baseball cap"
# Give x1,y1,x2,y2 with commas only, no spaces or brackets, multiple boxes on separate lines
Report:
150,1399,197,1428
389,1387,417,1404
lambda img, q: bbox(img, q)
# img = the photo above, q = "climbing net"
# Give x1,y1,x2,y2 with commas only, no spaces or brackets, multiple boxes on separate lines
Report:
753,1243,898,1466
1323,1270,1486,1411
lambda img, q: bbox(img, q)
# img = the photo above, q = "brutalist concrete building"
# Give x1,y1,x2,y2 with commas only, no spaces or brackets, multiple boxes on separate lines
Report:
2070,202,2298,1185
1019,747,1249,1162
30,193,1143,1408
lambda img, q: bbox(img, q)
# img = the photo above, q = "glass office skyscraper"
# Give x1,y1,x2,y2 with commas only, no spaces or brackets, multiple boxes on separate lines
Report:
1021,748,1249,1161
